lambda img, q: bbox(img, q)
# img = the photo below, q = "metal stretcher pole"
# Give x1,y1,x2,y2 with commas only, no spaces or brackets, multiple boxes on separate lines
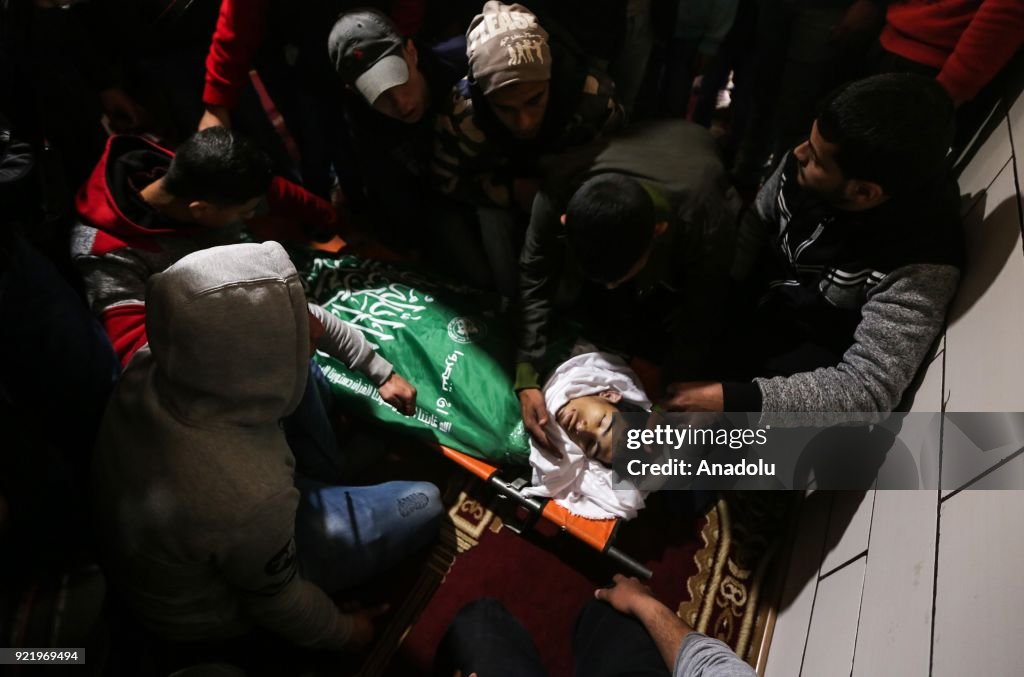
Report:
604,546,653,580
488,472,653,580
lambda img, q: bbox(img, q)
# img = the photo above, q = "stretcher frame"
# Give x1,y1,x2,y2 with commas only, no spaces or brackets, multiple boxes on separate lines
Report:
438,445,653,579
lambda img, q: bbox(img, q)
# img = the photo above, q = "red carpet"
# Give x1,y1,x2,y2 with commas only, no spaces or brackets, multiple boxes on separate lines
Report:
386,491,704,676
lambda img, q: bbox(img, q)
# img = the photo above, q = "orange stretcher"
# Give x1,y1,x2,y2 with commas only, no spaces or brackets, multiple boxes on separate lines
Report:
438,444,653,579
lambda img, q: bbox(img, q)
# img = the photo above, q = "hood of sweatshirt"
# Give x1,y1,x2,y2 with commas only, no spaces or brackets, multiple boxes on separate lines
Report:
144,241,310,426
75,135,205,253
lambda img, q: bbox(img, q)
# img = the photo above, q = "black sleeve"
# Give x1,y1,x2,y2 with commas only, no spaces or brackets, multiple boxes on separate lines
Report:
516,189,567,386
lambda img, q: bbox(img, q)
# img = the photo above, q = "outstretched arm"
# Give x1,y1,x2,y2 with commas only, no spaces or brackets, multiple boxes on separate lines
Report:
515,190,567,451
596,575,756,677
308,304,416,415
595,575,693,669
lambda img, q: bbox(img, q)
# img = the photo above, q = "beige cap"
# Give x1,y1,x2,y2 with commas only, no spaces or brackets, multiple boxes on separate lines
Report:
467,2,552,95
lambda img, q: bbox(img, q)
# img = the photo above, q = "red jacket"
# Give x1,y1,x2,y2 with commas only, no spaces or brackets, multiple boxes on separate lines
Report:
203,0,428,109
881,0,1024,103
71,135,338,365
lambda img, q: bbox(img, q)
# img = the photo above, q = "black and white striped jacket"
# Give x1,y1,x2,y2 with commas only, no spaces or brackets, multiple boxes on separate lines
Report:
731,152,964,414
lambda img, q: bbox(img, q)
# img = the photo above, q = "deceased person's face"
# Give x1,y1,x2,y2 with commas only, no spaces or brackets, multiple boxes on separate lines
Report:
556,390,623,465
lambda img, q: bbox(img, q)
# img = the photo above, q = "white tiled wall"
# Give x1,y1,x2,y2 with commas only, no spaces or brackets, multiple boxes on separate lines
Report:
764,80,1024,677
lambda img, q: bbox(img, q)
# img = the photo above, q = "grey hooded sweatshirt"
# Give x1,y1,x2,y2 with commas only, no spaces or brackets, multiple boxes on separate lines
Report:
92,241,392,650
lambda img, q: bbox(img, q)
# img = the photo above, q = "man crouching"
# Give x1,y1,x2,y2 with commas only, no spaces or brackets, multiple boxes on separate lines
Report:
92,242,442,652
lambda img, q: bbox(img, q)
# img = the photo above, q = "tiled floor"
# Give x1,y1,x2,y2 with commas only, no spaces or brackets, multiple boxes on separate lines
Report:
933,491,1024,677
765,79,1024,677
819,491,873,577
801,556,866,677
852,490,938,677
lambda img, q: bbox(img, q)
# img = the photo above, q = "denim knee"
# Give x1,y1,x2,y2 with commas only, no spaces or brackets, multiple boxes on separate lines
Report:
395,481,443,527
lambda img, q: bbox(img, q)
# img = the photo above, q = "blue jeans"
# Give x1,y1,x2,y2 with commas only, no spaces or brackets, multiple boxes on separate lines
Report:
294,478,442,593
476,206,524,301
284,362,443,592
284,362,346,483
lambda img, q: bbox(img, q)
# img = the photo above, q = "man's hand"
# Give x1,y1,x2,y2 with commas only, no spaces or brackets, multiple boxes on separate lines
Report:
595,574,657,617
597,575,700,672
99,87,146,133
198,105,231,131
662,381,724,412
519,387,558,456
379,372,417,415
344,604,389,650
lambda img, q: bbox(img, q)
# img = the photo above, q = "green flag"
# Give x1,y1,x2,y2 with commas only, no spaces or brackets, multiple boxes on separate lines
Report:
301,253,533,465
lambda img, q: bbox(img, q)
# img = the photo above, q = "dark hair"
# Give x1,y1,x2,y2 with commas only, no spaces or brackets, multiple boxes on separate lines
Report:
816,73,955,195
163,127,273,206
565,173,655,283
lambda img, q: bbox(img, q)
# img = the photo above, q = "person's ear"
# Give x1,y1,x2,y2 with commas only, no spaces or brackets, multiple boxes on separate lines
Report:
653,220,669,237
406,39,418,67
560,213,567,226
188,200,211,220
846,180,887,210
598,389,623,404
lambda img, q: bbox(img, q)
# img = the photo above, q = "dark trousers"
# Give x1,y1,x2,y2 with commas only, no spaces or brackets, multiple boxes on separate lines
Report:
573,599,669,677
710,285,854,383
692,0,758,132
432,205,525,299
435,598,547,677
436,598,669,677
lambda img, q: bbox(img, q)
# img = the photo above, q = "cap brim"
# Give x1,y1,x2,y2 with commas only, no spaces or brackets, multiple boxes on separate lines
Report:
354,54,409,105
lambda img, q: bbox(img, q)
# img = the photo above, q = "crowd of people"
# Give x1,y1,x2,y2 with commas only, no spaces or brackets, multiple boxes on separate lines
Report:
2,0,1023,675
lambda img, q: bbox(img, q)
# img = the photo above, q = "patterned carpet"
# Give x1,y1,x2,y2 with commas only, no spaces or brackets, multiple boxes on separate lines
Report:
352,470,797,677
678,493,798,673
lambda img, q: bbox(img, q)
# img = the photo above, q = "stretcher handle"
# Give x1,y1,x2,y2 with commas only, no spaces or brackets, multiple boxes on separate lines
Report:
488,474,653,580
604,546,653,580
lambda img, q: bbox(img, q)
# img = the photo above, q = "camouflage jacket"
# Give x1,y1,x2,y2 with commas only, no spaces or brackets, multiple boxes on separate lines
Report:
431,65,624,209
